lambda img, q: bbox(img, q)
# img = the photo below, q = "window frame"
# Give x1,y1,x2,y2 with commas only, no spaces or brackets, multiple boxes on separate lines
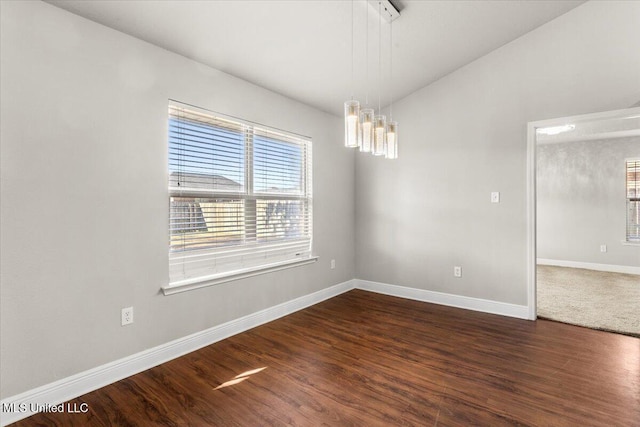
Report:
163,101,316,295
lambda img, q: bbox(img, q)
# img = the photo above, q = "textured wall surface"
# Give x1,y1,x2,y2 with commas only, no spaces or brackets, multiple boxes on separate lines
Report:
537,137,640,266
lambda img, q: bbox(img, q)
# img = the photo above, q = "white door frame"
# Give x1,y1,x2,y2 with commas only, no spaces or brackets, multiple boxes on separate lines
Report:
526,106,640,320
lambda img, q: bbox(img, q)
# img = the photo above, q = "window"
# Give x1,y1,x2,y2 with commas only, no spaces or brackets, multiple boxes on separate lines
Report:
627,159,640,242
167,102,313,291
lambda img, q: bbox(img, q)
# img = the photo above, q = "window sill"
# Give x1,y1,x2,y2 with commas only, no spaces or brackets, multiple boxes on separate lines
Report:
621,240,640,246
162,256,319,296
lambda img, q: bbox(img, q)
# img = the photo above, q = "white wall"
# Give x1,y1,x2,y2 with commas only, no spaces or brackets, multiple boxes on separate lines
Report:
537,137,640,267
355,1,640,304
0,1,354,398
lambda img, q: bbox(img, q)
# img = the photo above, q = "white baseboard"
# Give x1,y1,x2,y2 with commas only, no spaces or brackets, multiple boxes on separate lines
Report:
1,278,532,426
537,259,640,275
355,279,530,320
0,280,356,426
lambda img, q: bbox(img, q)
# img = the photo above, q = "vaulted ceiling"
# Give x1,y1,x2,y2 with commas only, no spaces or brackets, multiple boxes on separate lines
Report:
47,0,585,116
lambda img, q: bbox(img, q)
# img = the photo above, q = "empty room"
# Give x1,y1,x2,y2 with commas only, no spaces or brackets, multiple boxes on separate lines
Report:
1,1,638,426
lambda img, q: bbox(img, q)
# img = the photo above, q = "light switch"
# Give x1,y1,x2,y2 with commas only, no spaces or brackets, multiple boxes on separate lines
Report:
491,192,500,203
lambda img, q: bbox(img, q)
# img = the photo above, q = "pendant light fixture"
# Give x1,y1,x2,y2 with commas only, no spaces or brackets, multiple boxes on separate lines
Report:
344,0,360,148
372,0,387,156
360,108,374,152
385,11,398,159
343,0,400,159
344,100,360,148
386,120,398,159
360,1,373,153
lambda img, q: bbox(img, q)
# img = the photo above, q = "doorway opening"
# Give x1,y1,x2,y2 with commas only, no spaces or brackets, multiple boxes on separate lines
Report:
527,107,640,336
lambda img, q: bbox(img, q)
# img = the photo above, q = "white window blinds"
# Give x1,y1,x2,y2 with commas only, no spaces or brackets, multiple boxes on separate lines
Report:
168,102,313,287
627,159,640,242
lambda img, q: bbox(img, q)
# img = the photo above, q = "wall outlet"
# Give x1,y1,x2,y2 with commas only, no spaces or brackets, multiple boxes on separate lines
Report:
121,307,134,326
491,192,500,203
454,266,462,278
600,244,607,253
330,259,336,269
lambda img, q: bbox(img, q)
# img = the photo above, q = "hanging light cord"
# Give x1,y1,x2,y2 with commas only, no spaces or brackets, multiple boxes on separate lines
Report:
365,0,369,106
351,0,354,100
378,1,382,114
389,13,393,120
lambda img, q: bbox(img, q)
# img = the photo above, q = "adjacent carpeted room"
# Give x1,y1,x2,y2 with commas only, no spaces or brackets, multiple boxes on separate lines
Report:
537,265,640,337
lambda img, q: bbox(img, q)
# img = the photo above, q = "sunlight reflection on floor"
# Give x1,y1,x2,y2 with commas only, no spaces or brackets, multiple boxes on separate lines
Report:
214,367,267,390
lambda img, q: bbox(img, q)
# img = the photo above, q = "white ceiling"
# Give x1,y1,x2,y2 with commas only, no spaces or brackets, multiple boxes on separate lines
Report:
46,0,585,116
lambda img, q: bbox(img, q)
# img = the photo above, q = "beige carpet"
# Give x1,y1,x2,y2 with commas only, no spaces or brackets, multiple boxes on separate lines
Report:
537,265,640,337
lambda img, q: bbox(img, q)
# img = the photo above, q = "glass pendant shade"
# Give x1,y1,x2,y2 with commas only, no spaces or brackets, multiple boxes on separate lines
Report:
372,114,387,156
386,121,398,159
359,108,374,153
344,100,360,148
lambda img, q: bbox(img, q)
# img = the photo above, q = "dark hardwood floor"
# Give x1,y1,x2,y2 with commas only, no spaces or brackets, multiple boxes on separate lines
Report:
11,290,639,426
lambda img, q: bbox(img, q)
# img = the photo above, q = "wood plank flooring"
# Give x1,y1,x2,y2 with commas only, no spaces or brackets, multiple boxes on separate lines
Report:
11,290,640,426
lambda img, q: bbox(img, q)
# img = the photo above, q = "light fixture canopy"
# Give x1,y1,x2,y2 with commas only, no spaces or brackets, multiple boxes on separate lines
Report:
367,0,400,22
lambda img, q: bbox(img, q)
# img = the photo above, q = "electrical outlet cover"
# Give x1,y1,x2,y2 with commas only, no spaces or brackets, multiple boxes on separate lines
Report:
454,266,462,277
121,307,133,326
